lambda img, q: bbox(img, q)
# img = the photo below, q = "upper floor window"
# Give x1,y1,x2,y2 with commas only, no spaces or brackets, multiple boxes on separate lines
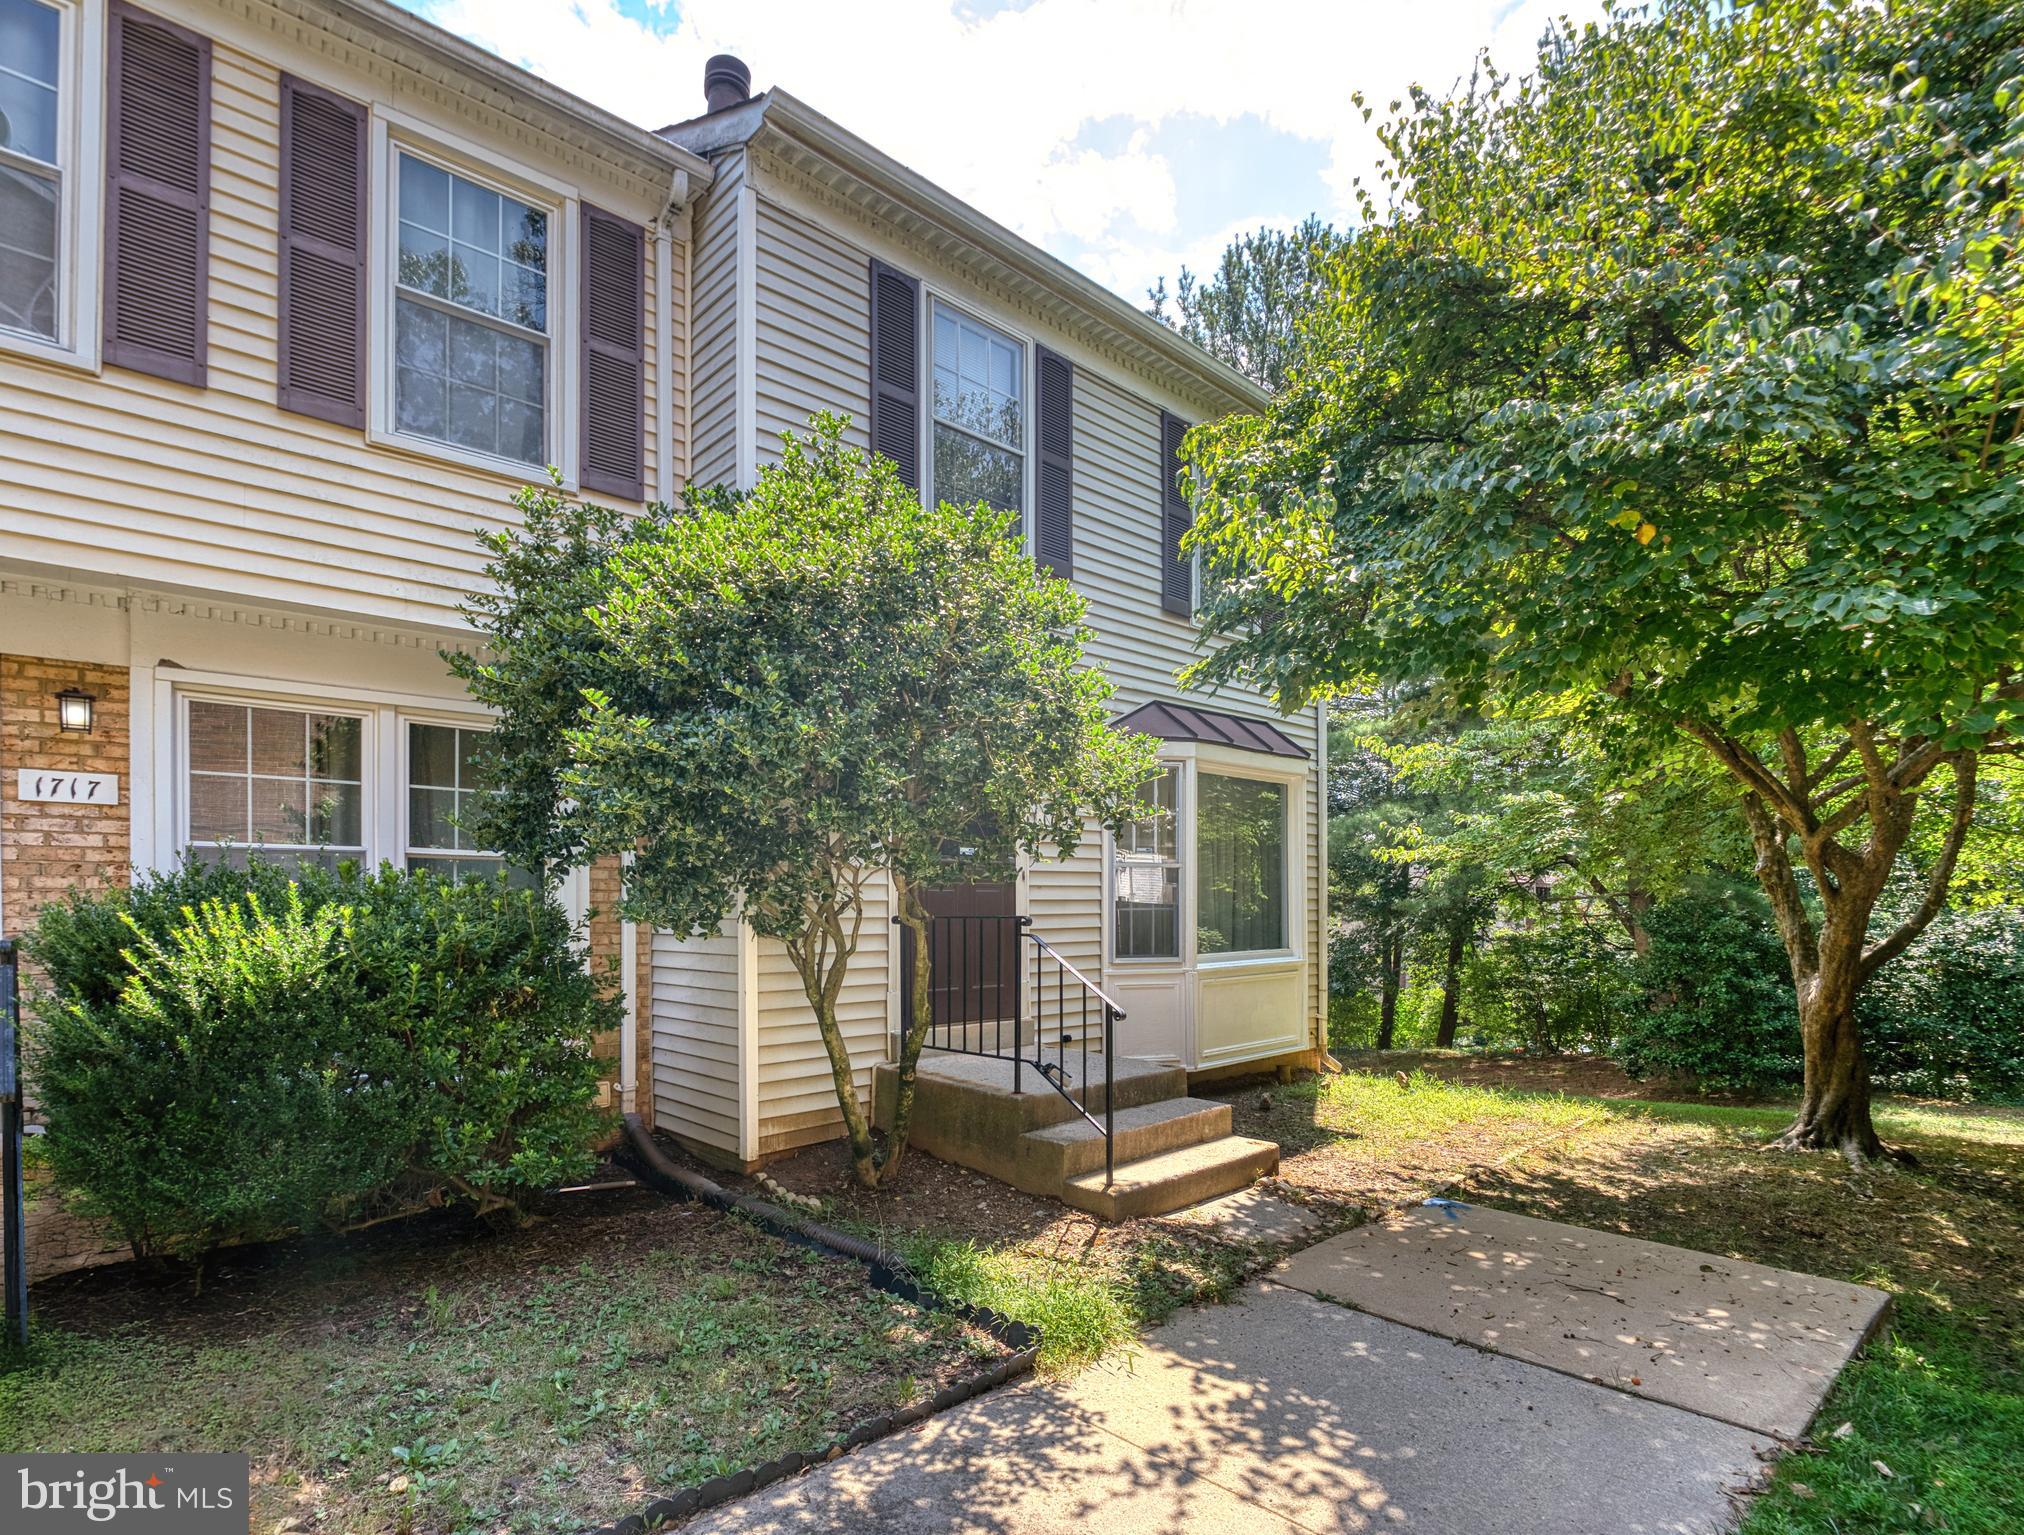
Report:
930,300,1023,517
392,150,549,469
0,0,65,344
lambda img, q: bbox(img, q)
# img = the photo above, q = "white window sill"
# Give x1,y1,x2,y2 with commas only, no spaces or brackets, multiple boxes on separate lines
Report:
0,329,98,374
1197,951,1301,973
366,424,570,491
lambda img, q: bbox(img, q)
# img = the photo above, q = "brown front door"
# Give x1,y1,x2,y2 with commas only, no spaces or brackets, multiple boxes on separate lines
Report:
911,880,1020,1034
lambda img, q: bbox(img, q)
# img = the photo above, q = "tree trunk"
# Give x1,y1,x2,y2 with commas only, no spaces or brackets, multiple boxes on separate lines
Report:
878,874,941,1190
782,888,881,1188
1771,952,1906,1164
1376,932,1401,1051
1434,920,1465,1048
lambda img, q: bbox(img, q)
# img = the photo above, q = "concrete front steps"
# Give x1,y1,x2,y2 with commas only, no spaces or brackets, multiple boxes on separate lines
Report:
871,1051,1278,1221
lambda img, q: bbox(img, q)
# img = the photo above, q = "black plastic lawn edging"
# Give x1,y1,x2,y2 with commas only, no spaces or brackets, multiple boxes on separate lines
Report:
583,1115,1042,1535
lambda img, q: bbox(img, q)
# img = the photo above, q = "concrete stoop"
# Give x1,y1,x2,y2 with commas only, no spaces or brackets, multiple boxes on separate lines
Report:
872,1051,1279,1220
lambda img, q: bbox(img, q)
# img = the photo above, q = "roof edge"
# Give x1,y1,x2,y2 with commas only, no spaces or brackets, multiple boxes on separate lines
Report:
305,0,713,187
663,89,1268,417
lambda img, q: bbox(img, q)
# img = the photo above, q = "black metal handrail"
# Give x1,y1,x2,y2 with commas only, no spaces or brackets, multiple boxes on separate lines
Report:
896,912,1124,1188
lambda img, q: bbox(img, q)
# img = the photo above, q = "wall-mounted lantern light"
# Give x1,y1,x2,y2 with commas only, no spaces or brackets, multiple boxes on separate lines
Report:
55,688,95,735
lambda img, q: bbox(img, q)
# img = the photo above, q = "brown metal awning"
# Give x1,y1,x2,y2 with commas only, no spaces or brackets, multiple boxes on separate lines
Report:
1113,699,1309,760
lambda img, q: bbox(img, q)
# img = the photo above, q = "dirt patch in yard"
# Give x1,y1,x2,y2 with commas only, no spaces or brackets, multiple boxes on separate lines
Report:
5,1181,1011,1535
695,1133,1329,1374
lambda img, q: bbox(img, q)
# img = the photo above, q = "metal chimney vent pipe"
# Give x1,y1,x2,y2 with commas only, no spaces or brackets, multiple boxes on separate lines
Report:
704,54,752,114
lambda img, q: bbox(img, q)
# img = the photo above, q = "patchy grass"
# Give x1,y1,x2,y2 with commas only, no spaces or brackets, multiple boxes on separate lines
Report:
0,1192,1006,1535
1237,1059,2022,1535
1224,1067,1606,1211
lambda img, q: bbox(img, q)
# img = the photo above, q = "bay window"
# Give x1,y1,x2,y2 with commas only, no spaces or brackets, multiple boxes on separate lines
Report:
1196,772,1287,955
0,0,65,344
1113,767,1180,960
392,150,549,468
930,299,1024,518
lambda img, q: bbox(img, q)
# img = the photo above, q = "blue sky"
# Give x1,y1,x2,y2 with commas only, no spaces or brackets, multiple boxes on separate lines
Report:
399,0,1604,306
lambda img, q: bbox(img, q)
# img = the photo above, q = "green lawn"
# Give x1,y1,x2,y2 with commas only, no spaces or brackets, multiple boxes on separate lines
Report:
1,1194,1005,1535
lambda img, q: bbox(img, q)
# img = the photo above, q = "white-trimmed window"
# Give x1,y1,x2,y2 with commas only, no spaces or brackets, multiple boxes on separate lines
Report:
1114,766,1181,960
185,700,366,870
405,721,519,883
930,299,1024,517
0,0,98,361
1196,772,1288,955
389,147,552,471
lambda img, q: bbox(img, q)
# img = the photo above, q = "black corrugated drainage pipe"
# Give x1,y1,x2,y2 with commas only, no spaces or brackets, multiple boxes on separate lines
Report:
615,1111,895,1269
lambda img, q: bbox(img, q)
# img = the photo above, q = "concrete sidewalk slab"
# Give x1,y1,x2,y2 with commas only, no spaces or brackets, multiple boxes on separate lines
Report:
681,1281,1772,1534
1160,1186,1325,1246
1272,1203,1891,1438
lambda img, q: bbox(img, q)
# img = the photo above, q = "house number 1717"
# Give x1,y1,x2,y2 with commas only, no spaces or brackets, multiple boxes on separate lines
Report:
15,770,120,806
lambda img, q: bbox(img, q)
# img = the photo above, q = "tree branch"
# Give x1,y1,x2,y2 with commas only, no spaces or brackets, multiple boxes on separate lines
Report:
1861,753,1978,981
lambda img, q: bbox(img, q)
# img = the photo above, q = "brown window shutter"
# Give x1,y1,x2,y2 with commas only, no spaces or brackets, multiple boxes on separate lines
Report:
1034,345,1073,578
580,204,646,500
104,2,210,386
1159,410,1194,615
868,258,921,491
277,76,366,427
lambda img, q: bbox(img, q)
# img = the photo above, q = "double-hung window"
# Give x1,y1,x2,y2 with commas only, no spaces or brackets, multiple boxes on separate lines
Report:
1114,766,1181,960
179,698,520,882
392,150,549,469
930,300,1024,519
0,0,67,346
185,700,366,871
406,721,520,883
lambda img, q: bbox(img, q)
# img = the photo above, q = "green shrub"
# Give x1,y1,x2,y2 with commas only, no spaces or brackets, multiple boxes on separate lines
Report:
1468,923,1629,1055
28,861,614,1264
1861,906,2024,1100
1615,883,1802,1094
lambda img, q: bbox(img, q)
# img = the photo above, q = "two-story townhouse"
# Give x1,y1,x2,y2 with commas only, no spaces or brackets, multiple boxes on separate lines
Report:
644,62,1323,1208
0,0,710,1117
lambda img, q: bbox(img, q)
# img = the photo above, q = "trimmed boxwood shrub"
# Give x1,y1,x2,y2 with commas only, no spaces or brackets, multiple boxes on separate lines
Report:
27,860,615,1265
1862,905,2024,1100
1615,883,1804,1095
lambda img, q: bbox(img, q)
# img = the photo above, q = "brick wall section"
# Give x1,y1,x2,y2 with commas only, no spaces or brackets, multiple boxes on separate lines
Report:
587,853,625,1109
1,657,131,937
1,658,135,1285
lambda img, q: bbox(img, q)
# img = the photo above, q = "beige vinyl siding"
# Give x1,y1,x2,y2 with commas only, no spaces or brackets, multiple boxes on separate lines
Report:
663,175,1321,1153
0,38,677,634
754,197,869,460
650,923,744,1158
1071,368,1325,1040
751,873,892,1156
687,151,744,491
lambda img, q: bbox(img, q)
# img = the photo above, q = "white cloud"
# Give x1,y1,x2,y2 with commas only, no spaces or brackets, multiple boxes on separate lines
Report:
415,0,1605,301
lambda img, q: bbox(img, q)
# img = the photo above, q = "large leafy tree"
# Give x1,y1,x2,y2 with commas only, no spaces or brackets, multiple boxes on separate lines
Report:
1386,709,1743,956
1187,0,2024,1163
1148,216,1351,391
454,418,1157,1187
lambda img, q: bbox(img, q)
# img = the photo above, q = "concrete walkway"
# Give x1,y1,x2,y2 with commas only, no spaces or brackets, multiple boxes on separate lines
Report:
684,1205,1888,1534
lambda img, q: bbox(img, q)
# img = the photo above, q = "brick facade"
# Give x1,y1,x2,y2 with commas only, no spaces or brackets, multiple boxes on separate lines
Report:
1,656,134,1287
1,656,131,936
